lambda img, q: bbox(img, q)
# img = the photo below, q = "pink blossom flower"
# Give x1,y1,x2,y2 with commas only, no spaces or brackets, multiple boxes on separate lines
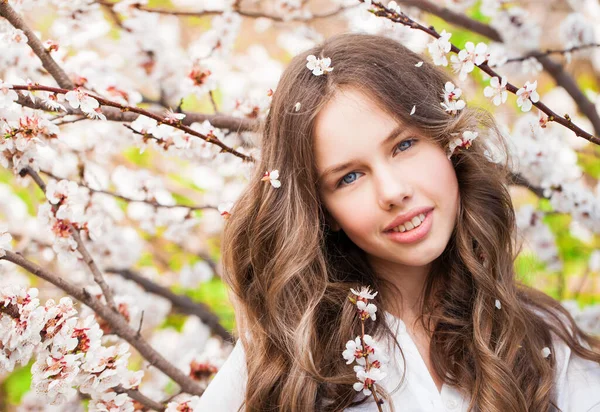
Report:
427,30,452,66
261,169,281,188
352,364,386,396
306,55,334,76
441,81,466,114
447,130,478,158
0,225,12,257
64,88,104,119
483,76,508,106
450,42,489,80
516,80,540,112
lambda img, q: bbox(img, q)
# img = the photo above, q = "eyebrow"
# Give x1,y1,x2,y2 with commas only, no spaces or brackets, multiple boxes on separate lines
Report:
318,124,408,184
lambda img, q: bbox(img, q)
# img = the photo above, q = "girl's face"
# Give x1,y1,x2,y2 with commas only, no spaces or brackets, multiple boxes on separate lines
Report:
314,88,460,277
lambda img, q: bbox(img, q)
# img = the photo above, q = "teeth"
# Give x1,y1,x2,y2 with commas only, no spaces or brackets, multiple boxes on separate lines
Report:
391,213,426,233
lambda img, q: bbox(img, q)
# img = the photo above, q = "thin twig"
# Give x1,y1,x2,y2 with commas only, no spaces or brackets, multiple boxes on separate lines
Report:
499,43,600,65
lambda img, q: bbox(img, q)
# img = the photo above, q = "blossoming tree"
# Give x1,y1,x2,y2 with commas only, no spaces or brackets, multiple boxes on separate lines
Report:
1,0,600,410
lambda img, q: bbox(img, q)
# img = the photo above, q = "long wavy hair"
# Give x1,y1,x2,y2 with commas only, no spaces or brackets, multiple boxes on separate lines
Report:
221,32,600,412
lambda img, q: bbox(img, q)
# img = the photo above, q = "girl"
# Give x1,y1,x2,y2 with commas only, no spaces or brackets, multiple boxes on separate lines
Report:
199,32,600,411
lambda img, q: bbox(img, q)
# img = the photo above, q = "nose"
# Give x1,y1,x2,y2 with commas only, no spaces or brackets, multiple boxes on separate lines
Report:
374,167,413,210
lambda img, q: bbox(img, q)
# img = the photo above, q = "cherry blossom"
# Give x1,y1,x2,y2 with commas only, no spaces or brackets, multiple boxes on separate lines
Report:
0,225,12,257
516,80,540,112
440,81,466,115
450,41,489,80
386,1,401,13
88,392,134,412
261,169,281,188
0,80,18,109
218,201,234,219
306,54,334,76
350,286,378,301
356,299,378,321
427,29,452,66
166,395,202,412
541,347,551,358
352,364,387,396
483,76,508,106
64,88,105,120
447,130,478,159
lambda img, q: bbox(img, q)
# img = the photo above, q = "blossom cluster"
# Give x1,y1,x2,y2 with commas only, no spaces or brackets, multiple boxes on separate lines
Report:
0,285,142,407
344,287,388,399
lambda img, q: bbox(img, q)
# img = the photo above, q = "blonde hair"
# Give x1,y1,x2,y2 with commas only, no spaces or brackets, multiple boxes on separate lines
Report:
221,32,600,411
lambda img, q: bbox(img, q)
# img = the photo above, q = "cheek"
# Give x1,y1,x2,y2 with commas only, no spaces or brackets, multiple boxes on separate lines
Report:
325,194,374,236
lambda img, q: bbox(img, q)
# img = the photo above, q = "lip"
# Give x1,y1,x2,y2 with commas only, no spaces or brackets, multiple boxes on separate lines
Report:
384,210,433,244
383,206,435,232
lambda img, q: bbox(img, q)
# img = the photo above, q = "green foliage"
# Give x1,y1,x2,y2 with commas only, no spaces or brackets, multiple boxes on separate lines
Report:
578,151,600,179
173,277,236,333
122,146,154,168
2,361,33,405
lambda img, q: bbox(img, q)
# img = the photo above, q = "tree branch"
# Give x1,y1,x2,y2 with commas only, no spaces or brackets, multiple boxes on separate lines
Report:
11,84,255,161
107,268,235,344
39,169,218,212
95,0,357,22
394,0,600,139
0,1,73,89
370,1,600,145
114,385,166,411
0,250,205,396
20,167,119,312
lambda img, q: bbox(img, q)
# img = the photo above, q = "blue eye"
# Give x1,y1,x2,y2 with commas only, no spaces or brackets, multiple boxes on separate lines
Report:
340,172,359,186
393,138,416,155
335,138,417,189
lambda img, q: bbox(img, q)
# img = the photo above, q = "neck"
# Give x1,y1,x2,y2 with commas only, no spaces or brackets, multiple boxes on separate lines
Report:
368,258,432,324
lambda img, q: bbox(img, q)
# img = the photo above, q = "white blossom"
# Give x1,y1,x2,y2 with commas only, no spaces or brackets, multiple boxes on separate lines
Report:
483,76,508,106
450,41,489,80
427,29,452,66
0,225,12,257
350,286,378,301
64,88,106,120
441,81,466,114
352,364,386,396
0,80,18,109
447,131,478,158
306,54,334,76
261,169,281,188
541,347,551,358
495,299,502,310
516,80,540,112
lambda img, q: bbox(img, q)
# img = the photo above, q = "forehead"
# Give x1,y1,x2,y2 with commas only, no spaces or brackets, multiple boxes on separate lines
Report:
313,88,401,170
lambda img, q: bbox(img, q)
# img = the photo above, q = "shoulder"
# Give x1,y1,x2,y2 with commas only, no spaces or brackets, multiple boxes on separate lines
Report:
196,338,247,411
519,304,600,411
553,335,600,412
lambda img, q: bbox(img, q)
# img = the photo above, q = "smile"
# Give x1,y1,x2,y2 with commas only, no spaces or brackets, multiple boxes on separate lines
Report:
384,211,433,244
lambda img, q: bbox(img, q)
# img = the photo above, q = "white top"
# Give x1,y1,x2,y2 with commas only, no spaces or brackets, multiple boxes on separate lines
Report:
197,311,600,411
